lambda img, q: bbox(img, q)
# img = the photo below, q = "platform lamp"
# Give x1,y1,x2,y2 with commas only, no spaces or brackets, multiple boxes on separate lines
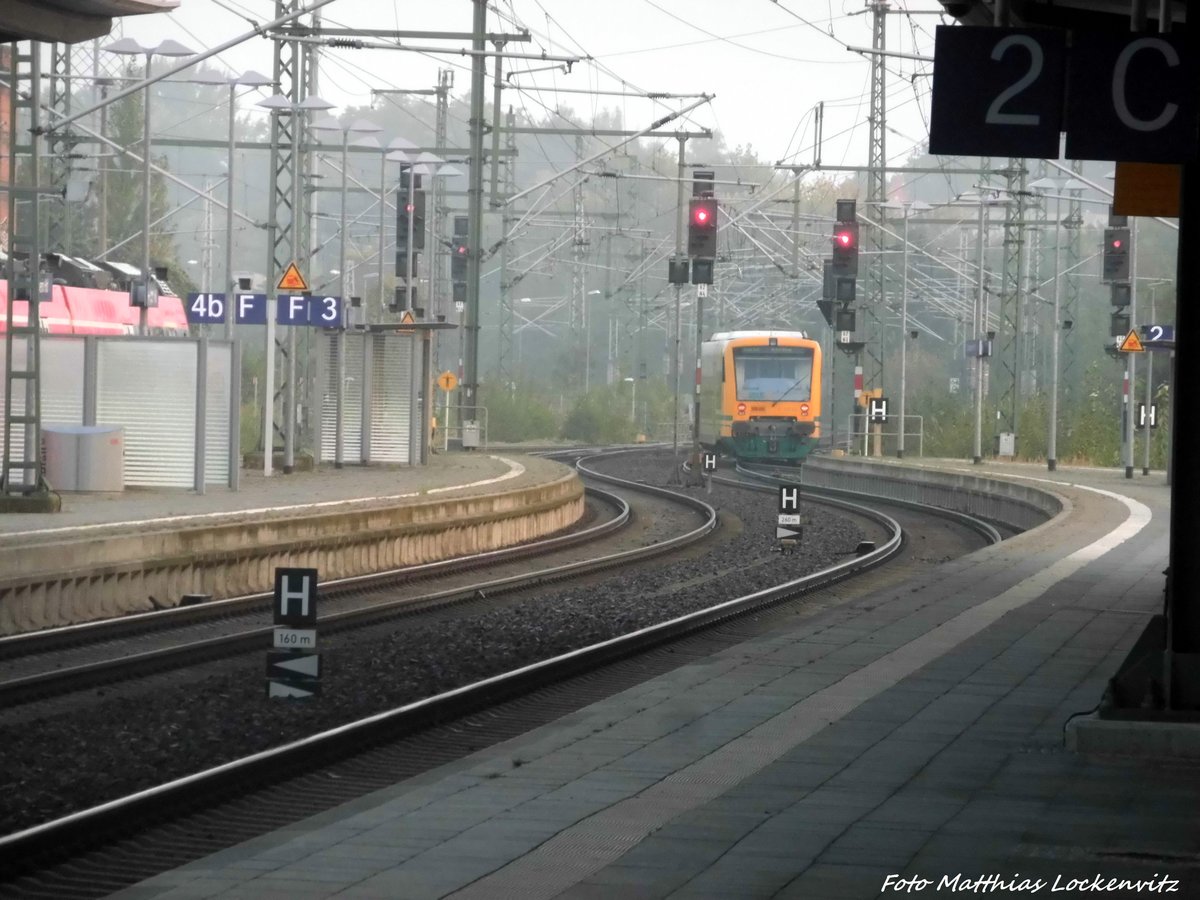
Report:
255,92,336,476
880,200,931,459
203,70,273,341
102,37,194,336
1028,177,1086,472
207,64,267,495
312,117,381,470
953,190,1011,465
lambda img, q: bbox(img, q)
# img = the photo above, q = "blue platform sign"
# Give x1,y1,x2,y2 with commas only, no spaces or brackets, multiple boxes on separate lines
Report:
233,292,268,325
185,292,227,324
276,294,309,326
308,295,343,328
1141,324,1175,348
193,294,337,327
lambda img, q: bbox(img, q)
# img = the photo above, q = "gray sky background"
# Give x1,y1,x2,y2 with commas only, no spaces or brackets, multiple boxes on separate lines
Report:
120,0,943,170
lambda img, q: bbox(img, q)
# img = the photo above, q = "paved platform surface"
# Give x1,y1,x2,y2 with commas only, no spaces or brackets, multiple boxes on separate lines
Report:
114,461,1192,900
0,453,566,542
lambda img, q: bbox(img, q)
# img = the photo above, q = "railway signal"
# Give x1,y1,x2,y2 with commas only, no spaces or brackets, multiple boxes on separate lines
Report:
396,171,425,254
452,215,469,306
1102,227,1131,282
668,257,689,284
688,198,718,258
831,199,858,277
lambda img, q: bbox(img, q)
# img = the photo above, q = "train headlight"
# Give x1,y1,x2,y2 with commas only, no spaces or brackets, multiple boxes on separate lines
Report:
736,403,746,415
800,403,810,416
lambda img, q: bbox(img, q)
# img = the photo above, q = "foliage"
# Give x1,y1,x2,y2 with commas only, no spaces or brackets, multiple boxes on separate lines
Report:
71,63,189,287
560,387,639,444
477,383,561,442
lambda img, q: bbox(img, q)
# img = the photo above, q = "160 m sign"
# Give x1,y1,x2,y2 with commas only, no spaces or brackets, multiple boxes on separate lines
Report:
930,26,1196,163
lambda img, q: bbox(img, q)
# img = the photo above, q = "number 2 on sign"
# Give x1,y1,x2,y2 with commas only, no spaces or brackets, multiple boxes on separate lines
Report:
986,35,1043,127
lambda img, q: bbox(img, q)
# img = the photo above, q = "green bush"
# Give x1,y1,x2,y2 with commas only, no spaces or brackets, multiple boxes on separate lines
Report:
478,386,561,442
560,389,638,444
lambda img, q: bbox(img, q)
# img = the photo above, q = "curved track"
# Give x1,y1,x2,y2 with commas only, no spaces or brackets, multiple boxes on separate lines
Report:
0,449,1000,896
0,482,712,707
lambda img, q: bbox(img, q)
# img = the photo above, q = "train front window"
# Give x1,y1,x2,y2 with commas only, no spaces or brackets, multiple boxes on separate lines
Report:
733,346,813,403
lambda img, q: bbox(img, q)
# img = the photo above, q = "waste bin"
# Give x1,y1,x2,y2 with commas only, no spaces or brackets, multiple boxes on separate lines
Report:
41,425,124,491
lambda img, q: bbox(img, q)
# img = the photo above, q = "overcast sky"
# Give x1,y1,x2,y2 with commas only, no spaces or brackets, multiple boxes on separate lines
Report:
119,0,944,170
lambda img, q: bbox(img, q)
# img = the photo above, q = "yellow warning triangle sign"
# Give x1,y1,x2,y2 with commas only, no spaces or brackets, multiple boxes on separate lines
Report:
1119,329,1145,353
276,261,309,293
397,309,416,333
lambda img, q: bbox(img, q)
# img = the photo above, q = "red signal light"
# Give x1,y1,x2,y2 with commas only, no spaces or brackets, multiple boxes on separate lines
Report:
405,203,415,213
1111,238,1123,249
693,207,710,226
835,229,855,248
456,244,467,254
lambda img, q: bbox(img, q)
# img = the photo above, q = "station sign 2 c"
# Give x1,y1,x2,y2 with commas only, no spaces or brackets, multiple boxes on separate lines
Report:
930,26,1196,163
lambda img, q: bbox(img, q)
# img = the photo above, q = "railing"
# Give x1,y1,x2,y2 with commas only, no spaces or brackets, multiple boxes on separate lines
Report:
841,413,924,458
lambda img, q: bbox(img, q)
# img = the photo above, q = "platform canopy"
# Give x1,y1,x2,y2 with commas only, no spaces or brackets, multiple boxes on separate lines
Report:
0,0,179,44
936,0,1186,30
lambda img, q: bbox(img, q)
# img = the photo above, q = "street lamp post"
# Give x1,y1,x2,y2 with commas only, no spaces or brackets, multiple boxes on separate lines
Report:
955,190,1010,465
218,72,271,341
314,117,381,469
103,38,193,336
257,93,335,476
1144,280,1170,476
971,194,989,465
1029,178,1085,471
585,289,601,392
881,199,930,458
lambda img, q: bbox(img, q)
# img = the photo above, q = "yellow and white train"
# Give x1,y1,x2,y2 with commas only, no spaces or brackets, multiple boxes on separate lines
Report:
698,330,822,464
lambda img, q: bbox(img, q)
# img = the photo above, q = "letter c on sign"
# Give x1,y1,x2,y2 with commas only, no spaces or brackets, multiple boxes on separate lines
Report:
1113,38,1179,132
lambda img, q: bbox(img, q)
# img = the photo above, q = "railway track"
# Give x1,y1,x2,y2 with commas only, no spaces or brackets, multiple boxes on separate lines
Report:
0,480,708,707
0,448,1001,896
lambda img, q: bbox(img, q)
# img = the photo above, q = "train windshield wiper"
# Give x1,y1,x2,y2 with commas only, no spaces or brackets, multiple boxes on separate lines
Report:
769,378,807,406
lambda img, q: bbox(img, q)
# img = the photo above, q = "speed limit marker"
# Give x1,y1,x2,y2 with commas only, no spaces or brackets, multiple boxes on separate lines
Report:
437,371,458,392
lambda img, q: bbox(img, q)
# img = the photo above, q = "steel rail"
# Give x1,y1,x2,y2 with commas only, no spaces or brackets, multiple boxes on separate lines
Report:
0,450,895,866
734,462,1004,546
0,480,714,706
0,485,629,659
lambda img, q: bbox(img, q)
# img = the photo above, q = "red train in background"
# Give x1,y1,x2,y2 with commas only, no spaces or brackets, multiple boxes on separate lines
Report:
0,254,189,336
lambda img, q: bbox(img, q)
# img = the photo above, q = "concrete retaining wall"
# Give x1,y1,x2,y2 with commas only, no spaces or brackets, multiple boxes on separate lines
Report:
804,457,1061,532
0,472,584,635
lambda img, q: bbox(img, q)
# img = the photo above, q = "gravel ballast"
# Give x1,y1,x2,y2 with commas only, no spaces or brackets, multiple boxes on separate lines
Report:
1,452,865,835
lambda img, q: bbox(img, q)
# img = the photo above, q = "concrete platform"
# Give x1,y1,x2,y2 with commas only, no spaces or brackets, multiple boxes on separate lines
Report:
113,459,1195,900
0,453,583,635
